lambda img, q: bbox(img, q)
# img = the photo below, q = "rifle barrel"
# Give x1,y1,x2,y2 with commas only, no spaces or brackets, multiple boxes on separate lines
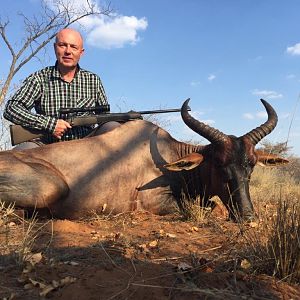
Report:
9,100,192,145
138,107,190,115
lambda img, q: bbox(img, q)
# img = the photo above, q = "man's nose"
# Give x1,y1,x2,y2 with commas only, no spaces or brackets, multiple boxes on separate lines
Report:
65,45,72,53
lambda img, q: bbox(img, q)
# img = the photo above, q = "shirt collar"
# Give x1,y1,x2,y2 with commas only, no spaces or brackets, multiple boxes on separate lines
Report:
52,61,81,79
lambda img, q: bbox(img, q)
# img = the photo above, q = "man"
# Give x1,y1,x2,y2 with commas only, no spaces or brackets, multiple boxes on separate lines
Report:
4,28,119,149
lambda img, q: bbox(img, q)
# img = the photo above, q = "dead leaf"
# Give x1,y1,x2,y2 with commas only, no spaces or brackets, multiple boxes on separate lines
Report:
191,226,199,232
115,232,123,239
177,262,192,271
249,221,258,228
17,274,28,283
2,292,16,300
22,263,33,274
148,240,158,248
51,280,60,288
138,243,147,250
27,252,43,266
39,285,55,297
241,259,251,270
60,276,77,286
28,278,46,289
159,229,165,237
39,277,76,297
24,283,34,290
166,233,176,238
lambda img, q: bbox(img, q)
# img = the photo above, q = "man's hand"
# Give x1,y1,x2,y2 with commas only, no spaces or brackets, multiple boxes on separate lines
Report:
53,119,72,139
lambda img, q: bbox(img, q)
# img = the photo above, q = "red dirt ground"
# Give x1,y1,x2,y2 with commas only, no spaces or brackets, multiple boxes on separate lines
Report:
0,210,299,300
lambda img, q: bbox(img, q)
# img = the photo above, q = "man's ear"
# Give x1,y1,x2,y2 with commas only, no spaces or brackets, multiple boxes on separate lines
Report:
164,153,204,171
80,48,85,57
256,150,289,166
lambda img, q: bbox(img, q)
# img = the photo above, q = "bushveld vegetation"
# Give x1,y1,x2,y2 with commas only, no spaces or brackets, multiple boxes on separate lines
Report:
176,153,300,285
239,164,300,284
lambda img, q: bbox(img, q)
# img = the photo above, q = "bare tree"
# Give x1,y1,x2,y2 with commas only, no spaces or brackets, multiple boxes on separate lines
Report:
258,140,291,157
0,0,112,104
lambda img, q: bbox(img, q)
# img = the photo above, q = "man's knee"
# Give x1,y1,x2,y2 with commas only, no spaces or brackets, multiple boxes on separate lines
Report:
13,141,42,150
91,121,121,136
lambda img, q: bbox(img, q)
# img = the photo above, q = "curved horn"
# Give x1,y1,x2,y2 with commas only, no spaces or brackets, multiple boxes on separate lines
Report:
181,98,229,144
243,99,278,145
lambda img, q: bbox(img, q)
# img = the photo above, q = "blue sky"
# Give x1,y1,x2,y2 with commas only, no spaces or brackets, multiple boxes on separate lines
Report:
1,0,300,155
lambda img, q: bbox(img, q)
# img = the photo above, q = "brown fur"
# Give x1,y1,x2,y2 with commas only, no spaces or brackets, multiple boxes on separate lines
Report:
1,120,287,220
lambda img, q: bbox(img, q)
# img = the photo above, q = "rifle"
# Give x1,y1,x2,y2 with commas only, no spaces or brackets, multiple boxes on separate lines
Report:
9,100,191,146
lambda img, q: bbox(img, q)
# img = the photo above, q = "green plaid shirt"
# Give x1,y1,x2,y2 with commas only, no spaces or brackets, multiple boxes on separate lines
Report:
4,63,107,144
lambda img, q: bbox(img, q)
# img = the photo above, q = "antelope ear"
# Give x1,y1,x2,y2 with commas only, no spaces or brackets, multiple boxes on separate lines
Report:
164,153,204,171
256,150,289,166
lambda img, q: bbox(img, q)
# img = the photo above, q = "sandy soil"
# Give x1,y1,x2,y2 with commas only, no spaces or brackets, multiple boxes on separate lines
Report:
0,210,299,300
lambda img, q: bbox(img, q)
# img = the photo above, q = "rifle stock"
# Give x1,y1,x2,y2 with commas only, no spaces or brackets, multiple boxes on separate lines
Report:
9,104,190,146
10,112,142,146
10,125,45,146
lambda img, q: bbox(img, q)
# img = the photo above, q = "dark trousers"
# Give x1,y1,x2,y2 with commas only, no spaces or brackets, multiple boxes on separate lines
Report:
13,121,121,150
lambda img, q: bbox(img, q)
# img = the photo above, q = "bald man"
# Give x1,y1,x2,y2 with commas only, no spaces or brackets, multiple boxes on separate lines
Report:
4,28,118,149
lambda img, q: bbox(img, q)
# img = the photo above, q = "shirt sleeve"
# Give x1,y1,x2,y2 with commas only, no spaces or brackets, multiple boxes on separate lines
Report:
95,75,108,106
3,75,57,133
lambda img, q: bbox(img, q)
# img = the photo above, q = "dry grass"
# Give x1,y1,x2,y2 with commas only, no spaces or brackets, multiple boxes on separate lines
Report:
0,201,16,253
270,199,300,282
0,201,53,265
179,192,214,223
237,165,300,284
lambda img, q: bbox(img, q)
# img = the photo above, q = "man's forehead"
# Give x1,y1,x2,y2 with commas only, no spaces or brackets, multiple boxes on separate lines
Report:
56,30,83,46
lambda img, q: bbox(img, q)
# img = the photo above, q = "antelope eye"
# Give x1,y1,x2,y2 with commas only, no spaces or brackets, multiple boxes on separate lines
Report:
219,166,232,182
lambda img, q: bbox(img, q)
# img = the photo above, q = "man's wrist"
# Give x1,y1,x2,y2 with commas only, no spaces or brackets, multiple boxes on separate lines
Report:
44,116,58,133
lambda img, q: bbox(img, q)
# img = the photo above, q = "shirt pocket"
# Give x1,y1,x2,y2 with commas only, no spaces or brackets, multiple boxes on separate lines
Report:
77,98,97,108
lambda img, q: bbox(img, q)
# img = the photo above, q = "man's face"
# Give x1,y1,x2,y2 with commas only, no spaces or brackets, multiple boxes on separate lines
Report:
54,30,84,70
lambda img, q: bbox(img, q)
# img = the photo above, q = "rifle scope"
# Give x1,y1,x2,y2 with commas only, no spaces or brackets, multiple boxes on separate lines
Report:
59,104,110,115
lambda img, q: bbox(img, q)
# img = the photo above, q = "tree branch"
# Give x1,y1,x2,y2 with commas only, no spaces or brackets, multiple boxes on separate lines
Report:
0,20,15,57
